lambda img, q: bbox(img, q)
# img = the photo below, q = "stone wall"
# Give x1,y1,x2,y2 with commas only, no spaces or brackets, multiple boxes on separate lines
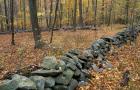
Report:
0,25,140,90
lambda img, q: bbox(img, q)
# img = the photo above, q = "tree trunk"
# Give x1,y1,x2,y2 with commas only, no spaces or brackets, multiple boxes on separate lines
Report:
101,0,105,25
29,0,42,49
92,0,97,29
4,0,9,31
10,0,15,45
79,0,83,27
125,0,130,24
50,0,59,43
59,0,63,28
73,0,77,31
107,0,114,26
22,0,26,30
44,0,49,29
49,0,53,30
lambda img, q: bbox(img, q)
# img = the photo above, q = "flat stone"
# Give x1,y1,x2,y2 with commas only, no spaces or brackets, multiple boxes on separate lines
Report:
54,85,68,90
61,56,76,65
45,88,52,90
31,69,62,77
55,69,74,85
64,53,75,59
66,63,77,71
40,56,57,70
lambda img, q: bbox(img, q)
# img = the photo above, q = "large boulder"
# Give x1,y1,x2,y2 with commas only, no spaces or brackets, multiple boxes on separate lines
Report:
41,56,57,70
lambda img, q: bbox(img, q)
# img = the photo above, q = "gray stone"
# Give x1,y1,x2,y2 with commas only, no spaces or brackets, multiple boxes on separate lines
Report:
101,61,113,69
61,56,76,65
64,53,75,59
101,36,115,43
12,74,37,90
0,80,18,90
41,56,57,70
54,85,68,90
31,69,62,77
68,79,78,90
66,63,77,71
45,88,52,90
81,69,91,79
91,64,104,73
79,72,86,81
55,69,74,85
68,49,81,56
74,68,81,77
45,77,55,88
78,81,88,87
55,60,66,71
30,76,46,90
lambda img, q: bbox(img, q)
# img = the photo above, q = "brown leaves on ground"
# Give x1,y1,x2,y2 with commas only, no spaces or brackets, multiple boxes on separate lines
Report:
77,35,140,90
1,25,139,89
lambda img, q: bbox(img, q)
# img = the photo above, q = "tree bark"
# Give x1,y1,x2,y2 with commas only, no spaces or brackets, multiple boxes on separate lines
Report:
29,0,42,49
10,0,15,45
4,0,9,31
79,0,83,27
73,0,77,31
50,0,59,43
107,0,114,26
125,0,130,24
92,0,97,29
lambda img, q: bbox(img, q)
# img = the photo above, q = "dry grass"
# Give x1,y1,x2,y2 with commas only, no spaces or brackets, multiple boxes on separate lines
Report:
1,24,139,90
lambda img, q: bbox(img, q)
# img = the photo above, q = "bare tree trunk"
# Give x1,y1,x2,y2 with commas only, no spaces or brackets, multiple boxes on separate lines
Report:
50,0,59,43
130,0,137,28
29,0,42,49
4,0,9,31
10,0,15,45
22,0,26,30
125,0,130,25
49,0,53,30
107,0,114,26
79,0,83,27
92,0,97,29
73,0,77,31
44,0,49,29
101,0,105,25
59,0,63,28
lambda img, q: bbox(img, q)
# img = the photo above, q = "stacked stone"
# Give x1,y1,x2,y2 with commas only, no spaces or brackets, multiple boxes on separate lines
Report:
0,25,140,90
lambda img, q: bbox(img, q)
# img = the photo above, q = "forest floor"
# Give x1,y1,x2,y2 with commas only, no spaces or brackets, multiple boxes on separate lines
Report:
0,24,140,90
